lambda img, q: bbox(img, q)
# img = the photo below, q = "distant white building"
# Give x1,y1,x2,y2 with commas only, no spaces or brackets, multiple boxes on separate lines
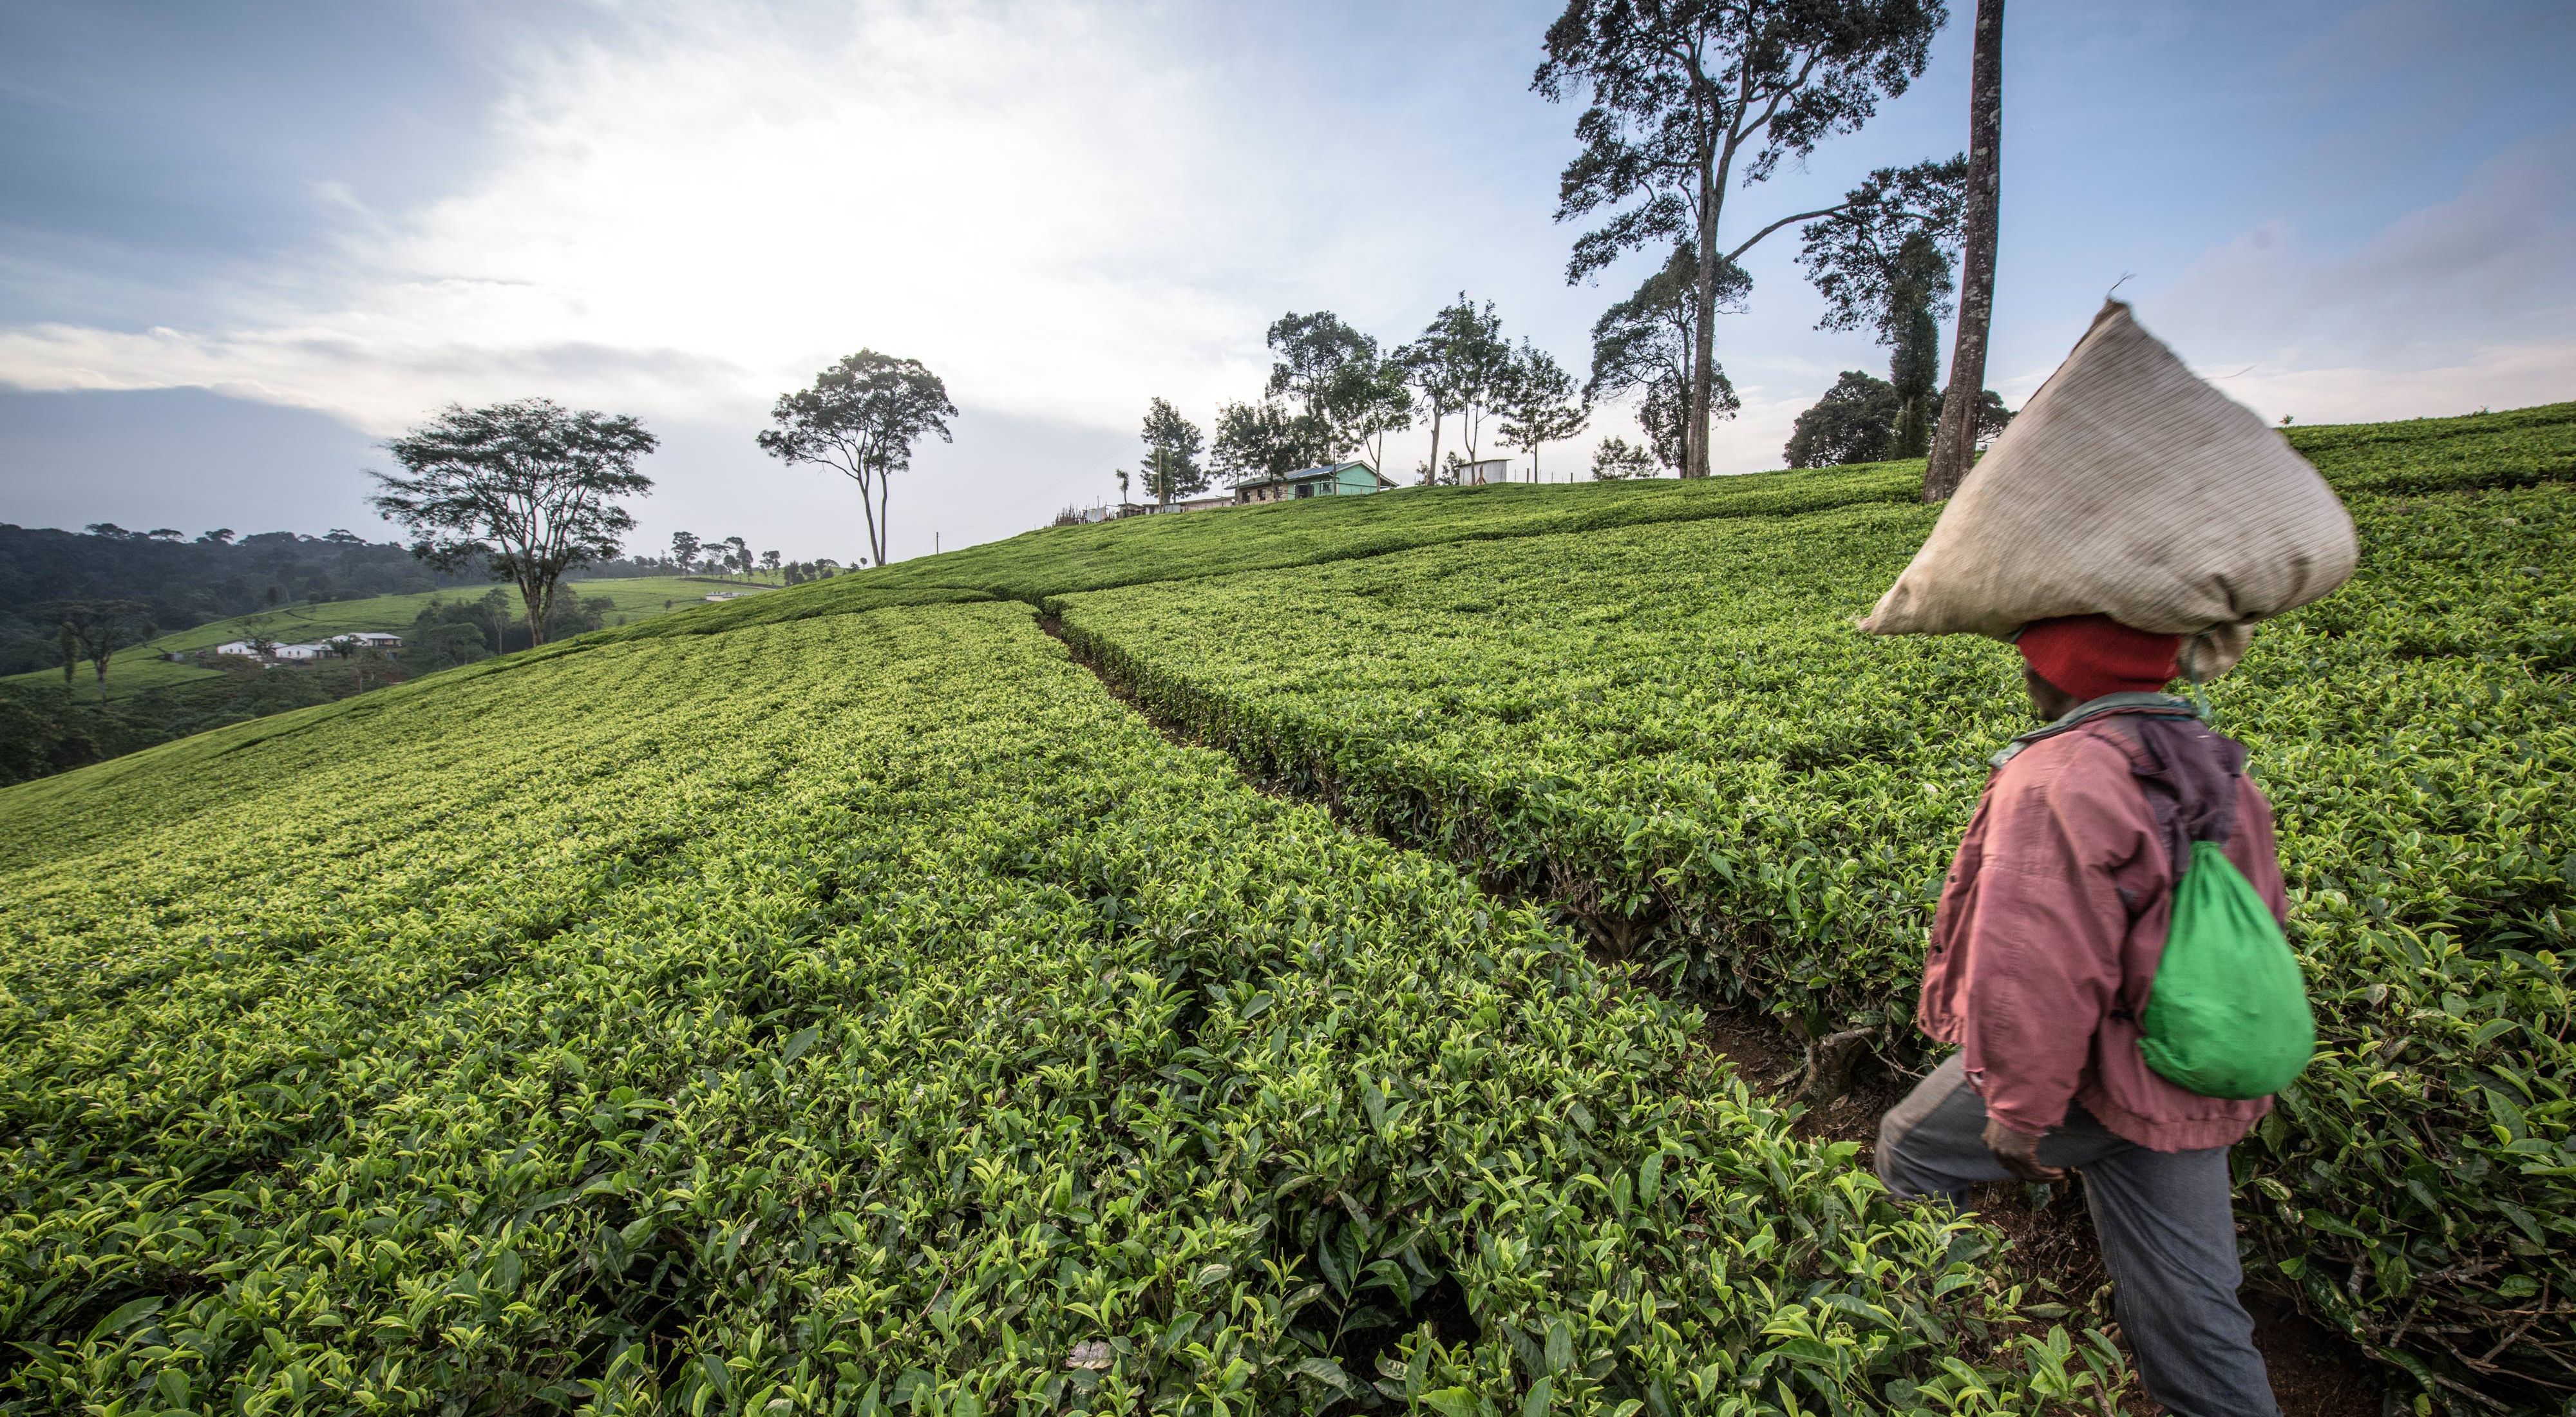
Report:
212,640,262,658
270,643,327,661
1459,458,1511,486
341,632,402,649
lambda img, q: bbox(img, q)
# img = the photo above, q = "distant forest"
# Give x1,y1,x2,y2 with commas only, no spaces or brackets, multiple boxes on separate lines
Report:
0,522,676,677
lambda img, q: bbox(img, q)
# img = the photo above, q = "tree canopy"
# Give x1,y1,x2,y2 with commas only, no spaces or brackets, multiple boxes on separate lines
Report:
1784,371,1902,468
371,399,657,647
1139,398,1209,507
1496,340,1589,480
1590,435,1658,480
1537,0,1946,478
757,351,956,568
1586,243,1745,471
36,598,153,701
1799,157,1967,457
1329,354,1414,480
1399,295,1512,486
1785,371,2011,468
1212,401,1325,488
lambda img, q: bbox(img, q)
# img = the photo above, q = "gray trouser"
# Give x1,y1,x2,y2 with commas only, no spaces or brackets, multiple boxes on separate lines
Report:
1875,1054,2280,1417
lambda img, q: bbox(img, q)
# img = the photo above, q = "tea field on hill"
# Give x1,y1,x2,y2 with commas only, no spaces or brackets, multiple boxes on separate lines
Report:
0,604,2103,1415
2,401,2569,1414
1056,473,2576,1405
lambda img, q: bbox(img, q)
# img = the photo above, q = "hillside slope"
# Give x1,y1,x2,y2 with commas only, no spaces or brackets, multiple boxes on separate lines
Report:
4,401,2569,1413
1045,404,2576,1407
0,603,2090,1414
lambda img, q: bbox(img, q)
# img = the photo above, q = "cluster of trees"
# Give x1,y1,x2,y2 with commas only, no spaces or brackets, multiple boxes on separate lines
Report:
666,531,784,580
0,522,494,677
1535,0,2009,499
1117,0,2018,500
1122,301,1593,509
406,587,620,669
1785,372,2011,468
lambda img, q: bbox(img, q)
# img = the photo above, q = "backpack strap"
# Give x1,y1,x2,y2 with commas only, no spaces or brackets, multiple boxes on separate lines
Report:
2105,714,2249,867
1988,691,2199,769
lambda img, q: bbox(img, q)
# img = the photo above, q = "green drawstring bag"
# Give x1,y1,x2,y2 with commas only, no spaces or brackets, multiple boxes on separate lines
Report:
2139,841,2317,1099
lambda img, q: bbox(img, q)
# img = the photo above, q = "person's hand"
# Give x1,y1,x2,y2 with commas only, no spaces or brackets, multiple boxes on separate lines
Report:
1982,1117,2065,1183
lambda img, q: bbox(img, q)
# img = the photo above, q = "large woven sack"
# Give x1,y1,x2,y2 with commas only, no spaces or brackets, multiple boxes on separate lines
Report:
1859,300,2356,677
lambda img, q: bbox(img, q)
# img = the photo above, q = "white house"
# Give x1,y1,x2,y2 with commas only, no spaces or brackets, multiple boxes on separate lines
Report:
212,640,262,658
270,643,327,661
343,632,402,649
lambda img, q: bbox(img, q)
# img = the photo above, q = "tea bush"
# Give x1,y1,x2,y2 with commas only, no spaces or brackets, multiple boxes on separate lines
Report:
1053,415,2576,1408
0,604,2112,1414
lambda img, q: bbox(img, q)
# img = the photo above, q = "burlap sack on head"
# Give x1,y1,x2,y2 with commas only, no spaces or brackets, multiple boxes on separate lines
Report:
1859,300,2356,678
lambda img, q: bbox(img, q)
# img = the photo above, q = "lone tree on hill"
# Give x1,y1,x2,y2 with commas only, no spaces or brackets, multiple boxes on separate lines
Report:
670,529,701,573
1925,0,2003,502
41,599,153,701
1537,0,1946,479
1586,243,1745,471
1400,294,1512,484
759,351,957,567
1139,398,1208,509
1497,340,1590,481
1798,158,1968,459
371,399,656,649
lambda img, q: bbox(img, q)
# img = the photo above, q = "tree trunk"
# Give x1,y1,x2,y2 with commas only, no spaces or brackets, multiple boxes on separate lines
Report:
522,580,549,648
1926,0,2005,502
1895,393,1928,459
1687,231,1717,477
858,468,886,559
877,474,893,564
1423,406,1443,487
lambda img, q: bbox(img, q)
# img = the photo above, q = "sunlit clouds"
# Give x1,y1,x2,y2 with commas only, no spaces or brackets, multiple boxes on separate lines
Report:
2,0,2571,558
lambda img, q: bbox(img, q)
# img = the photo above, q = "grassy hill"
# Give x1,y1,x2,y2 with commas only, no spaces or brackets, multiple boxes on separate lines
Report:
2,403,2568,1413
1,575,772,699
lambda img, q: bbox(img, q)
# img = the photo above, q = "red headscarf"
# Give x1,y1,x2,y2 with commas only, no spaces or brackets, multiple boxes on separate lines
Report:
2015,614,2183,702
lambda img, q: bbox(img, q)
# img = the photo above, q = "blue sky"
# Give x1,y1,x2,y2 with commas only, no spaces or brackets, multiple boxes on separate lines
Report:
3,0,2569,563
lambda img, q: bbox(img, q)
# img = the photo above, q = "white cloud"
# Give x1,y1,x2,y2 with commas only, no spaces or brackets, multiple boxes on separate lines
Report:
2141,124,2576,421
0,3,1298,434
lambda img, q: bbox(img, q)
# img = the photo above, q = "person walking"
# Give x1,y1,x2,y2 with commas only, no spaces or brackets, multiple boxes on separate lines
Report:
1875,613,2286,1416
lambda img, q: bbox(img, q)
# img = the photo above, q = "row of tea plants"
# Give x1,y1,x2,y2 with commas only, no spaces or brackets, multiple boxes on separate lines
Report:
1052,408,2576,1409
0,604,2120,1414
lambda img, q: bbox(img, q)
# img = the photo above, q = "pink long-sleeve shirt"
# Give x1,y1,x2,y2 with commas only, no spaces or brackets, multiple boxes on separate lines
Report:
1915,714,2286,1152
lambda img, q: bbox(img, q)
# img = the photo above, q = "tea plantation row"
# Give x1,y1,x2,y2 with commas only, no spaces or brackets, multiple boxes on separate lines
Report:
1049,411,2576,1407
0,604,2117,1414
